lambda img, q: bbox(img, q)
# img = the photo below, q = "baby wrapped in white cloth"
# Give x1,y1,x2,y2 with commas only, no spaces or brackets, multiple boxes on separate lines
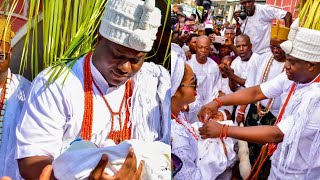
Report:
52,139,171,180
192,109,237,180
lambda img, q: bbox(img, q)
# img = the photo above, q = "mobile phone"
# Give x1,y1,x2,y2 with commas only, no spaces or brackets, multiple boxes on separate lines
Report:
213,36,226,44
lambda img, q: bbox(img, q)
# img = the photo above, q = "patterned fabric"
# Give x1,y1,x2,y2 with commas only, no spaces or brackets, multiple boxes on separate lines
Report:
245,104,276,179
171,113,203,180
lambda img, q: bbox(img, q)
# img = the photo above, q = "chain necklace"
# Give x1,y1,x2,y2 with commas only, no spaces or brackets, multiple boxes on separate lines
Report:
257,55,284,117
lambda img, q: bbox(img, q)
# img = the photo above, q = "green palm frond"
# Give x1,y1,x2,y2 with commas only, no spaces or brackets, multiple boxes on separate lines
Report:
299,0,320,30
20,0,171,84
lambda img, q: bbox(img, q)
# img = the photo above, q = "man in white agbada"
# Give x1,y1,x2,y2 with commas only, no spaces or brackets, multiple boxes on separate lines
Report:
220,34,259,92
220,34,259,117
243,22,289,119
185,35,221,123
234,21,289,179
0,18,31,179
233,0,291,54
16,0,170,179
198,18,320,179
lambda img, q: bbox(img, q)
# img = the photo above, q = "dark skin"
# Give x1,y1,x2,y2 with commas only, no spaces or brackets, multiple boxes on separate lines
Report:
186,36,198,59
198,56,320,144
270,39,286,62
0,41,11,88
236,38,286,123
18,38,146,180
224,29,239,56
171,64,196,116
195,36,211,64
219,56,233,79
233,0,292,27
220,35,252,91
92,38,146,87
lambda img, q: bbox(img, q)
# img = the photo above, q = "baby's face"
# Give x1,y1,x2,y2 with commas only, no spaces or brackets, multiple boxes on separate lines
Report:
212,111,225,121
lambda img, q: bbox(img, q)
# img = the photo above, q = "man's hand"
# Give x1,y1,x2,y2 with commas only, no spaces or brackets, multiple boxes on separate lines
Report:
198,120,222,139
236,115,245,124
185,51,192,60
224,37,233,46
208,34,216,43
39,164,55,180
197,101,220,123
89,147,143,180
233,10,241,22
220,65,235,78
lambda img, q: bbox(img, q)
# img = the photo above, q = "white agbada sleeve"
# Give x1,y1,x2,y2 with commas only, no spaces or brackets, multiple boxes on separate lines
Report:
260,5,288,22
16,71,73,159
260,72,287,99
244,56,259,88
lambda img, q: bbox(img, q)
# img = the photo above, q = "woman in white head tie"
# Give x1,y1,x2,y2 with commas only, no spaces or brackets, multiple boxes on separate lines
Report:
170,43,204,180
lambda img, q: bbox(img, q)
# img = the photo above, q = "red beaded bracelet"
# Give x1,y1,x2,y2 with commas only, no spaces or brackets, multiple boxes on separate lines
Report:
213,98,223,108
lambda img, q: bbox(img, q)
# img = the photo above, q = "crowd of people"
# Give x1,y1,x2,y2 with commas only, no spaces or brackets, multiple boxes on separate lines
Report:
171,0,320,179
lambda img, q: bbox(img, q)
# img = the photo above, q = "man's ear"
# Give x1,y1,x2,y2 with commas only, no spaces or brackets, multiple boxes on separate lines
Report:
308,62,320,72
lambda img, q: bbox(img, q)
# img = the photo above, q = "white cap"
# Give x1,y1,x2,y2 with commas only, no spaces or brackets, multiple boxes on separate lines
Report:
99,0,162,52
280,18,320,63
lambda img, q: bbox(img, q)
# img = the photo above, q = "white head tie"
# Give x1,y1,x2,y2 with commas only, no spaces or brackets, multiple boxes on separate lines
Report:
171,43,186,97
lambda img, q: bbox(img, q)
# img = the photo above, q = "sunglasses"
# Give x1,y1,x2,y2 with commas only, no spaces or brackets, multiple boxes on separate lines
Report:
180,74,198,90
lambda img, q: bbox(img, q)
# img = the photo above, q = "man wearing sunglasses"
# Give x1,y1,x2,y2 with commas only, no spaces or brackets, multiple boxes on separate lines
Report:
0,18,31,179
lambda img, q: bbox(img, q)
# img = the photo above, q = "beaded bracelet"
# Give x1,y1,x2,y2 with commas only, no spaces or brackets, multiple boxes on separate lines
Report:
213,98,223,108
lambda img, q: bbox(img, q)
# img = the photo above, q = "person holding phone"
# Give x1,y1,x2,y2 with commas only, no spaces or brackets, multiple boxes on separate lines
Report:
233,0,291,55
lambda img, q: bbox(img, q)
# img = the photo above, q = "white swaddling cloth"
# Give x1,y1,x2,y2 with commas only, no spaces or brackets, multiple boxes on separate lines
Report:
52,139,171,180
192,120,237,180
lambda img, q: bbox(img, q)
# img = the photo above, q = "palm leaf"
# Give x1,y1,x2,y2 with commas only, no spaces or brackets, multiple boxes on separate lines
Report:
20,0,171,85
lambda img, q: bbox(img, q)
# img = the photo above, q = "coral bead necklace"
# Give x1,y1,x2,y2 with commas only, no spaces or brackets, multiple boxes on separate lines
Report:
0,70,12,144
81,52,132,144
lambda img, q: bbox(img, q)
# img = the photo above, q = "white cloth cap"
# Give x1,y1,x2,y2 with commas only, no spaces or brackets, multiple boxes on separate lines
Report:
99,0,161,52
218,109,227,120
52,139,171,180
171,43,186,97
280,18,320,63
